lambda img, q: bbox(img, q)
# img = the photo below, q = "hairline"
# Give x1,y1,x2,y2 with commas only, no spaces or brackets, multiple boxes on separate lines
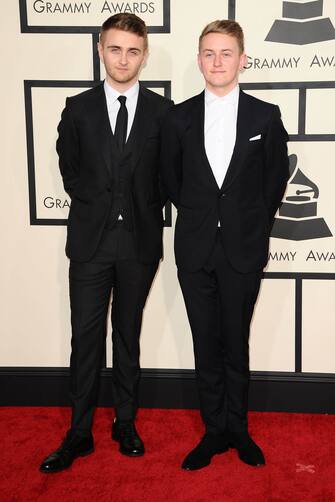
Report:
100,27,148,50
198,31,244,54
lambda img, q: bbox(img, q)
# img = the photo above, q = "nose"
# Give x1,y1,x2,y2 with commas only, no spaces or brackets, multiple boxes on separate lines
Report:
120,51,128,65
213,54,222,67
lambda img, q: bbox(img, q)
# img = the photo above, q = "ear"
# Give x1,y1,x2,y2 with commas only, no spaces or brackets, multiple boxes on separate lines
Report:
97,42,104,63
239,53,247,71
197,53,203,74
142,48,149,67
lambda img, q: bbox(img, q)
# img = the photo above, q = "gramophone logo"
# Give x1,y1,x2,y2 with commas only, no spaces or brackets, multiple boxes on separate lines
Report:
266,0,335,45
271,154,333,240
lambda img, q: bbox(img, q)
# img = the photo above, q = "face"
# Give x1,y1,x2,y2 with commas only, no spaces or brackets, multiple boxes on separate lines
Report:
198,32,246,96
98,28,148,91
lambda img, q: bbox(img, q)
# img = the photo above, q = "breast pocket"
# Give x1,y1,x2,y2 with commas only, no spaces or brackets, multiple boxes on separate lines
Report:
247,137,264,156
146,121,160,142
146,134,159,143
144,135,160,158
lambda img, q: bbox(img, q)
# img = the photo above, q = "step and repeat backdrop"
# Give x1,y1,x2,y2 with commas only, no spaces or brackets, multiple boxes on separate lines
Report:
1,0,335,377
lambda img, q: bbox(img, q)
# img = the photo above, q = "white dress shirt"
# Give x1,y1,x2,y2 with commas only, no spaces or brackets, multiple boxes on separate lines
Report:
204,85,240,189
104,80,139,139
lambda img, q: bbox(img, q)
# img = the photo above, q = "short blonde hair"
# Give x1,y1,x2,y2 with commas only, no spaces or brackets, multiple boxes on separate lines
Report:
199,20,245,53
100,13,148,49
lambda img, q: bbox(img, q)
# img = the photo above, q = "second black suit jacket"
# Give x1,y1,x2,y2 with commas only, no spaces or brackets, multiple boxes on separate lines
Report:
161,89,290,274
57,83,172,263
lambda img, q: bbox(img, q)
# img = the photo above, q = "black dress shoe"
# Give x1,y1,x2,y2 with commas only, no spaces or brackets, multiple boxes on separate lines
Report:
182,433,230,471
229,431,265,467
112,420,144,457
39,431,94,473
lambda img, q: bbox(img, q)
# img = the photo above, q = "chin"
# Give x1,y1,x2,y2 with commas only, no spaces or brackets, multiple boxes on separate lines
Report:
113,76,133,85
117,77,131,83
210,80,228,88
116,73,130,80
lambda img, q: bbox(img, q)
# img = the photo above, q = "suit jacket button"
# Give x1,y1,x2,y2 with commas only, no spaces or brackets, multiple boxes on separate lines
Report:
221,193,226,198
106,187,111,193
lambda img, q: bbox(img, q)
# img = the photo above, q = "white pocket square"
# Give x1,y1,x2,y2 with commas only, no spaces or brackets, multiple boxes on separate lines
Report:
249,134,261,141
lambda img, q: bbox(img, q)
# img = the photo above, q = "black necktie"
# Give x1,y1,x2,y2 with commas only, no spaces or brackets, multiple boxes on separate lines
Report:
114,95,128,152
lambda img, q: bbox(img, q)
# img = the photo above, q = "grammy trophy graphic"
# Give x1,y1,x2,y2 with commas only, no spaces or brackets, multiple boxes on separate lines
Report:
266,0,335,45
271,154,332,241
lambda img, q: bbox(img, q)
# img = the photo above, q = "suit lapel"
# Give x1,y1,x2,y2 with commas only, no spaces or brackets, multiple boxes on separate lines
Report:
85,84,119,177
192,92,220,191
86,83,162,177
221,89,251,191
123,84,156,172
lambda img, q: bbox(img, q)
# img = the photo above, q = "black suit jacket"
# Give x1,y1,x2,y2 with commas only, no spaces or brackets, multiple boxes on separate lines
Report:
57,83,173,263
161,89,290,273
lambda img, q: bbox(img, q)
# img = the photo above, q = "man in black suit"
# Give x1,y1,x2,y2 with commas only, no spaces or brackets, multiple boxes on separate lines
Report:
161,20,289,470
40,13,172,473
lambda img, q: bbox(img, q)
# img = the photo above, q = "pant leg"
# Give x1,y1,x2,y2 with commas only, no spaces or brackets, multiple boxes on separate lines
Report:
111,259,158,421
177,265,227,435
69,260,114,435
215,242,262,433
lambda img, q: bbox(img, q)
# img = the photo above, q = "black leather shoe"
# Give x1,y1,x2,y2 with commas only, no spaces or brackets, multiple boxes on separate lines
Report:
112,419,144,457
181,433,230,471
230,431,265,467
39,431,94,473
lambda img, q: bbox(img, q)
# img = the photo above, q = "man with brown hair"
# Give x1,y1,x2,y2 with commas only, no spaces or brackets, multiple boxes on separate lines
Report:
40,13,172,473
161,20,289,470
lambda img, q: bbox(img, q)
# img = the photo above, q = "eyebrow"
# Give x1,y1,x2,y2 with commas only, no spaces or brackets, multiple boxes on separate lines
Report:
106,45,141,51
203,48,233,52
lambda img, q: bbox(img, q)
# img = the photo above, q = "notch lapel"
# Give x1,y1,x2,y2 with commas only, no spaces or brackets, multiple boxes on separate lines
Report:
192,92,221,191
221,90,251,191
85,84,119,178
122,85,156,172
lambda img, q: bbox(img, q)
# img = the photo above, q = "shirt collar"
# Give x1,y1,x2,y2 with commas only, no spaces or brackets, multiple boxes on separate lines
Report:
104,80,140,104
205,84,240,107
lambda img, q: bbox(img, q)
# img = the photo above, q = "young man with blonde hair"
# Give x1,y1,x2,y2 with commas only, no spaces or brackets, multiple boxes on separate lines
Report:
162,20,289,470
40,13,172,473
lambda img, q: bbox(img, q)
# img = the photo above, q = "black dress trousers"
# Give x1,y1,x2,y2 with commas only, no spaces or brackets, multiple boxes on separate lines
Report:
177,232,262,435
69,226,157,435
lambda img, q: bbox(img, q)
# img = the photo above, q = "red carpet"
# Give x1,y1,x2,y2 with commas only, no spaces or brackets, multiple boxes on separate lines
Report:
1,408,335,501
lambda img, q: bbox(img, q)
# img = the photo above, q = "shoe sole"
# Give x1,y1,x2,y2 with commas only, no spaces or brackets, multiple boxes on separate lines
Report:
228,444,265,467
238,452,266,467
112,434,144,457
181,447,229,471
39,447,95,474
119,449,145,457
182,460,211,471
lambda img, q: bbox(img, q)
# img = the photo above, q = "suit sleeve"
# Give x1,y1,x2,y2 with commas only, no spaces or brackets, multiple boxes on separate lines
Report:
56,98,80,199
263,105,290,225
160,109,183,208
